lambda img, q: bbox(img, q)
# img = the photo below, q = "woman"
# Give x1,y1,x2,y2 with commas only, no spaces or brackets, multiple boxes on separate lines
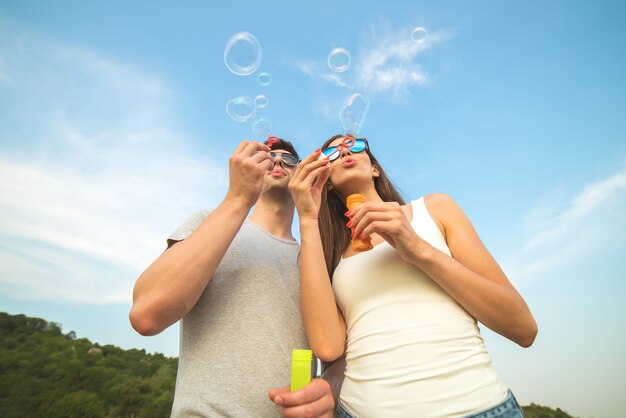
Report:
288,134,537,417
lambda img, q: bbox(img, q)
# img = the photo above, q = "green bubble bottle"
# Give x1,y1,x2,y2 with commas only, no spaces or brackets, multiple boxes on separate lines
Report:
290,349,312,391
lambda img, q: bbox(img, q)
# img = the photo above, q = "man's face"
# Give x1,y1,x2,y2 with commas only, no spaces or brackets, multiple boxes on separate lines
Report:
264,149,298,187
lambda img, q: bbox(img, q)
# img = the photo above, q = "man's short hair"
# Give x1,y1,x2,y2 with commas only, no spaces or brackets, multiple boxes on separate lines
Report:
264,138,300,161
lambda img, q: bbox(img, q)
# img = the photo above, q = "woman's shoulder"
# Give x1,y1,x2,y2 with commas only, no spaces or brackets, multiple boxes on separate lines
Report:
422,193,456,210
402,194,462,222
422,192,475,233
419,193,461,236
403,194,457,217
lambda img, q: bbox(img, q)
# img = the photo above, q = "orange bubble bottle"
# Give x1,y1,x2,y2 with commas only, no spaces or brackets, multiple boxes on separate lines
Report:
346,194,373,252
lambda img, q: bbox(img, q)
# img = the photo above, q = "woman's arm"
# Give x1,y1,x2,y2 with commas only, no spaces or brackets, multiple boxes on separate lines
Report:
349,193,538,347
299,219,347,361
420,193,537,346
289,151,347,361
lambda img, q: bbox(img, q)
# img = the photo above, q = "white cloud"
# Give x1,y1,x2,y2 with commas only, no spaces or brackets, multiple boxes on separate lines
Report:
321,72,354,89
503,166,626,285
295,61,355,89
296,27,453,99
0,21,227,304
356,34,430,95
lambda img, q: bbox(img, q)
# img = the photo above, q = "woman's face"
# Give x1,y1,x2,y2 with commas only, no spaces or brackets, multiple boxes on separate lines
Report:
324,137,378,193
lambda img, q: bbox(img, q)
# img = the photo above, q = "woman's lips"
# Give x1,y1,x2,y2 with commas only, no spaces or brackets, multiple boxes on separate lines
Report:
342,157,357,167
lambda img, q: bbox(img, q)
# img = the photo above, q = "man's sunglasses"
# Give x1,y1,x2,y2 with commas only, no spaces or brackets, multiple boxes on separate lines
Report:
269,151,299,168
321,138,368,162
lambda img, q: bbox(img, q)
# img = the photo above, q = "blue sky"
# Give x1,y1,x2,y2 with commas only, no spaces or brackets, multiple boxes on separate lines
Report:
1,1,625,416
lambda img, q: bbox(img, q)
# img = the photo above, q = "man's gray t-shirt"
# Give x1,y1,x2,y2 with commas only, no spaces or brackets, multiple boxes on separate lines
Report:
169,209,309,417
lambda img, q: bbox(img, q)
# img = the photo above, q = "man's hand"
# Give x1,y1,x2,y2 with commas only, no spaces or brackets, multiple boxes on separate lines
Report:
225,140,273,208
268,378,334,418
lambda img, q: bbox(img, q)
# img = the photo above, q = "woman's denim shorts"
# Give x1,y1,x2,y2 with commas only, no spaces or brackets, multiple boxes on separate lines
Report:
334,390,524,418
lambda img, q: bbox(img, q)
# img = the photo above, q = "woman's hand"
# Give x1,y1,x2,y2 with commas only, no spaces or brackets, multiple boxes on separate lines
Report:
348,201,422,263
288,150,331,221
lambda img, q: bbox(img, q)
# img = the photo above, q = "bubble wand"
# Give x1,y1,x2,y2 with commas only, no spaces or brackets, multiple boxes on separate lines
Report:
266,136,279,147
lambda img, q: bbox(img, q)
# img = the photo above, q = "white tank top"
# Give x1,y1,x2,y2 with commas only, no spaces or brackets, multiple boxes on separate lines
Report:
333,198,508,417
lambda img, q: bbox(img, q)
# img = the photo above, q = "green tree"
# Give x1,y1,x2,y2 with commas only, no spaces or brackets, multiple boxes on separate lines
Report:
47,391,105,418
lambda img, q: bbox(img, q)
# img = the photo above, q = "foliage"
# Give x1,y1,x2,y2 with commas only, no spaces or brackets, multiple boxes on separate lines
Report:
0,312,177,418
522,403,579,418
0,312,581,417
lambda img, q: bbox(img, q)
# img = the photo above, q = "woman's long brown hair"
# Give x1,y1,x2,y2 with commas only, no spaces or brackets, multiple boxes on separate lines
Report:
318,134,406,278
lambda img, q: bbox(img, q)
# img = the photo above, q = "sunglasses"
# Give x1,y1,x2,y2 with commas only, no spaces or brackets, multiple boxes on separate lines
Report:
269,151,299,168
321,138,368,162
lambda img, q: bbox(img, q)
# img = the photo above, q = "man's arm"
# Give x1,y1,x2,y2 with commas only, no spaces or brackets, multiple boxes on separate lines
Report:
129,141,272,336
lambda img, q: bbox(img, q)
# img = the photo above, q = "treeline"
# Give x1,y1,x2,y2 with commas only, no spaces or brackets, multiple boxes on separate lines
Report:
0,312,176,418
523,403,579,418
0,312,578,418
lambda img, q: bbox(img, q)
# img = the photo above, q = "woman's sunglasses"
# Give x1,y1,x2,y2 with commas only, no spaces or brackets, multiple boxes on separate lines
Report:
269,151,299,168
321,138,368,162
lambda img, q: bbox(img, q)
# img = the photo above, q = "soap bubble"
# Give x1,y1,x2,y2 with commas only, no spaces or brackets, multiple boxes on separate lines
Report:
257,72,272,86
252,117,272,137
254,94,269,109
328,48,351,72
224,32,262,76
339,93,370,138
411,27,428,43
226,96,256,122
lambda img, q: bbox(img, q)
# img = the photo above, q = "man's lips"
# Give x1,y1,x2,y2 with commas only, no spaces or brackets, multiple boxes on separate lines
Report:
269,169,287,177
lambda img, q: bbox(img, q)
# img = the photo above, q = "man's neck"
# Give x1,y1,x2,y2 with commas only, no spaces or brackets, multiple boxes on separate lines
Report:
248,194,295,241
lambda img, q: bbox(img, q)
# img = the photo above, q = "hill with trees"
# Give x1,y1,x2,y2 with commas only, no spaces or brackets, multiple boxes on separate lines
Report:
523,403,580,418
0,312,579,417
0,312,176,417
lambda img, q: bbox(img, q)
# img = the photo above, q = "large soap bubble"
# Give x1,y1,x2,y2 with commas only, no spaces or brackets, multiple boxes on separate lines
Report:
411,27,428,43
226,96,256,122
252,117,272,137
224,32,262,76
339,93,370,138
328,47,351,72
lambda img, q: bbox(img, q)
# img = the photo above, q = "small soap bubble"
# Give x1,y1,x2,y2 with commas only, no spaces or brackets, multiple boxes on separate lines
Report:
255,94,269,109
257,72,272,87
252,117,272,137
226,96,256,122
224,32,262,76
328,47,351,72
411,27,428,43
339,93,370,138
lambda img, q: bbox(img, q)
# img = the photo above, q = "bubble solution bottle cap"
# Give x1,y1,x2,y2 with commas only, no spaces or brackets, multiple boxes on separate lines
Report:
346,194,374,252
291,349,312,392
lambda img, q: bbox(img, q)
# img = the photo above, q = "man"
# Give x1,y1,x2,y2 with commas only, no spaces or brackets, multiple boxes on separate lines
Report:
129,139,336,417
